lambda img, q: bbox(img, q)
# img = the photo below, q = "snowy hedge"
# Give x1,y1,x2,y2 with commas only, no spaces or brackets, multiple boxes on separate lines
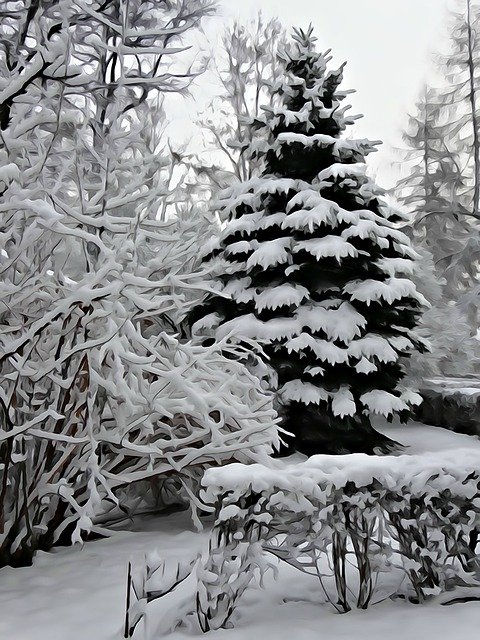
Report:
414,377,480,436
197,452,480,628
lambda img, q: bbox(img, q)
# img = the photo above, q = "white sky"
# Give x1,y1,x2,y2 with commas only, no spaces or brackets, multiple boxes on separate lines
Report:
172,0,453,188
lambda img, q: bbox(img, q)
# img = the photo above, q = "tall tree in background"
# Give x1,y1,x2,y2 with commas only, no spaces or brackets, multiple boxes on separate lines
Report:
397,88,475,302
440,0,480,216
438,0,480,326
397,0,480,333
456,0,480,213
193,28,425,455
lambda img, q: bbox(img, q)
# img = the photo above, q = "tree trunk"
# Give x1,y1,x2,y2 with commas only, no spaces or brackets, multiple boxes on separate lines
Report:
278,403,401,456
466,0,480,215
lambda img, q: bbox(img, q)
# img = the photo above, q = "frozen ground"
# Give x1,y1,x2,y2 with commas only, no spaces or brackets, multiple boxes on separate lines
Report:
376,418,480,453
1,422,480,640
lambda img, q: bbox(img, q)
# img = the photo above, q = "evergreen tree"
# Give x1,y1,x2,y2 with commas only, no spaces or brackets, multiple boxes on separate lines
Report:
397,86,478,309
444,0,480,216
405,247,480,383
396,1,480,332
192,27,425,455
396,90,480,382
439,0,480,330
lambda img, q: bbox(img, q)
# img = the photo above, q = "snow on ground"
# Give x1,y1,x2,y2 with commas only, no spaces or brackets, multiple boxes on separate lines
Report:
2,422,480,640
375,417,480,453
0,511,206,640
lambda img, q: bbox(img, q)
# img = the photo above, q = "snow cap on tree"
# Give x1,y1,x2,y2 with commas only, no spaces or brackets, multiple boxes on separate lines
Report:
193,26,426,454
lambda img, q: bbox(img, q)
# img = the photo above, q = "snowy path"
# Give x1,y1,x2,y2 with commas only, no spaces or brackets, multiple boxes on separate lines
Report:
2,423,480,640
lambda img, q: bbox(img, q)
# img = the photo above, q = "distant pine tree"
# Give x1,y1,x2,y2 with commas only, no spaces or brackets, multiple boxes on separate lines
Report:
397,87,474,305
192,27,426,455
397,1,480,331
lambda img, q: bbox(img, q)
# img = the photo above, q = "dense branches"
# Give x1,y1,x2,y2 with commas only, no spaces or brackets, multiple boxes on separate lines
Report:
0,0,280,568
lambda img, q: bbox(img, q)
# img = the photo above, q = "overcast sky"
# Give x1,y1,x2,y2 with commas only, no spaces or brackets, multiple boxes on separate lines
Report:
175,0,454,188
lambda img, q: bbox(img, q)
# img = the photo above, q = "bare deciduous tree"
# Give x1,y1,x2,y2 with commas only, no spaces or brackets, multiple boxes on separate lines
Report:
193,14,286,191
0,0,280,569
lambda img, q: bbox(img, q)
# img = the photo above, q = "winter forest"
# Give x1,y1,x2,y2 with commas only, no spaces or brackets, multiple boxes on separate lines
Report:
2,0,480,638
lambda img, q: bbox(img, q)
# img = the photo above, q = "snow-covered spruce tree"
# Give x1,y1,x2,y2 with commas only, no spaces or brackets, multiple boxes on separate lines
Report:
192,27,426,455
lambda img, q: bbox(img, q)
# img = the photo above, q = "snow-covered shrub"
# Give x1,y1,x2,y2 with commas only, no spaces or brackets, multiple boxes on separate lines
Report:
0,212,279,566
196,521,272,631
198,453,480,619
0,0,280,569
122,529,272,636
123,553,198,638
263,484,384,612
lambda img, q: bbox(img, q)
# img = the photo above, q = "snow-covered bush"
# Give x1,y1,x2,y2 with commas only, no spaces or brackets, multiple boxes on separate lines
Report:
0,0,280,569
198,452,480,621
123,553,198,638
414,377,480,437
196,525,272,631
122,530,272,636
0,206,279,567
